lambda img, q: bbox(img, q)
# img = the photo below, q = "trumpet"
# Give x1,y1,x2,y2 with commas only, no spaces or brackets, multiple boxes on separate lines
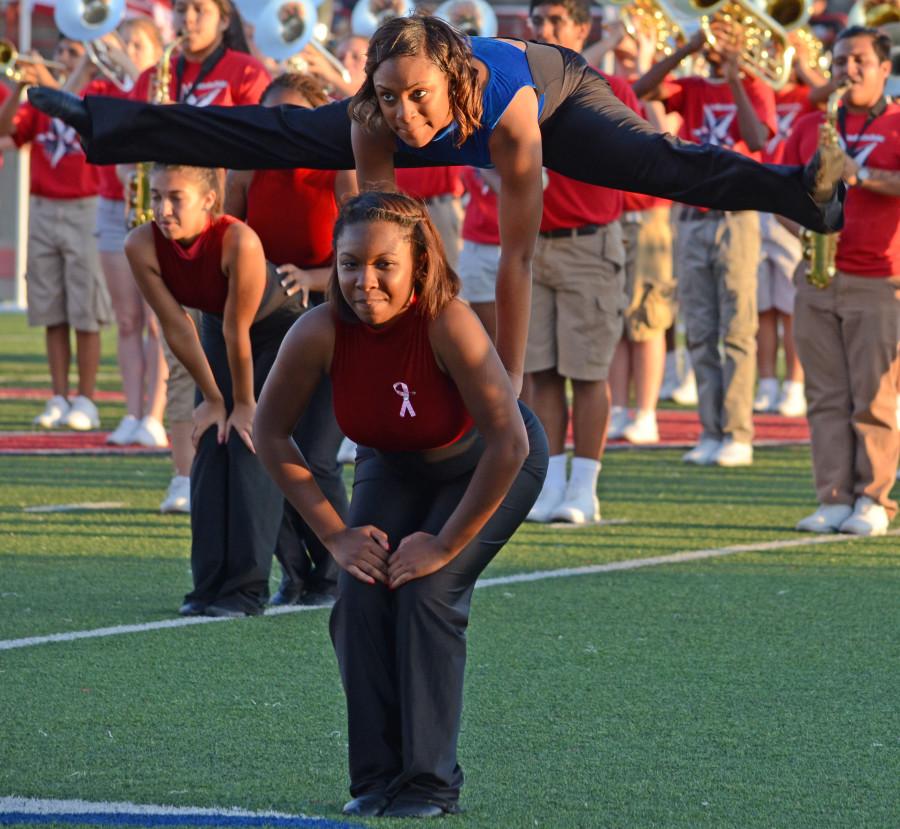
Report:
54,0,135,93
608,0,690,59
434,0,499,38
350,0,416,38
0,39,66,84
254,0,353,85
668,0,795,88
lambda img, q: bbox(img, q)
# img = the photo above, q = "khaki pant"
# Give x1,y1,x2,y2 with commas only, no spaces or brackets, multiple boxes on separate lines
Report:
676,209,760,444
162,307,202,424
424,194,463,271
793,270,900,517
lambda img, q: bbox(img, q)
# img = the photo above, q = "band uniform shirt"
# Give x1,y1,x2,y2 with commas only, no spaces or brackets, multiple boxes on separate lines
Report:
623,99,670,213
395,167,465,201
131,47,270,107
461,167,500,246
246,168,338,268
540,72,640,230
331,301,474,453
782,103,900,277
84,77,130,200
11,102,99,199
763,83,816,164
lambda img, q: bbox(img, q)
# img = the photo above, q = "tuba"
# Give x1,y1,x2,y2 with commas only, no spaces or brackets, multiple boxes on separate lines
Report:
801,84,848,289
350,0,416,37
434,0,498,37
0,39,66,83
607,0,690,59
126,37,181,229
54,0,136,93
848,0,900,28
668,0,795,88
758,0,829,74
254,0,352,85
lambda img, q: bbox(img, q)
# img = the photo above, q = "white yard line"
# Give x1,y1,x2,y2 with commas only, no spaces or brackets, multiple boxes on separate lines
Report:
1,531,895,653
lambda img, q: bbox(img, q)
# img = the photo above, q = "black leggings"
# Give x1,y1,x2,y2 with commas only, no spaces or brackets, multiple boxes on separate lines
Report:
81,42,841,233
329,402,548,808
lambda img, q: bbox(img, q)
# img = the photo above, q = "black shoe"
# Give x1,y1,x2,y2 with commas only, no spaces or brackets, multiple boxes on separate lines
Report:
203,599,264,618
27,87,92,137
269,584,303,606
803,145,844,204
299,589,337,608
341,793,390,817
178,601,206,617
382,799,459,818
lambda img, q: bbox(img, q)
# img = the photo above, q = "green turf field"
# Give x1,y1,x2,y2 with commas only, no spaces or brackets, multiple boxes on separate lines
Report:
1,313,898,828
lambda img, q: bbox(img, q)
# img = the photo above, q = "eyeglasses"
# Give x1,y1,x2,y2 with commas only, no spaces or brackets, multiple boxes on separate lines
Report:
528,14,573,29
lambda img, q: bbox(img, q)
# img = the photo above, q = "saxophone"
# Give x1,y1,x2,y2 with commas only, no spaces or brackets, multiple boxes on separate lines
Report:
802,84,849,289
126,37,181,229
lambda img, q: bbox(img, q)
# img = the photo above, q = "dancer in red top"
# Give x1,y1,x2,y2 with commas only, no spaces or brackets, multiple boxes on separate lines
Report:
125,163,303,616
255,191,548,819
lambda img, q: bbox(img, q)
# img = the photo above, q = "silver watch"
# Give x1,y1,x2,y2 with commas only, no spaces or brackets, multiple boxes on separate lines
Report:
856,167,871,185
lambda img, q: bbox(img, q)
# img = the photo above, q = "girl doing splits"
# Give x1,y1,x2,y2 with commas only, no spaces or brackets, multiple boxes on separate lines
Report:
33,15,845,390
254,191,549,818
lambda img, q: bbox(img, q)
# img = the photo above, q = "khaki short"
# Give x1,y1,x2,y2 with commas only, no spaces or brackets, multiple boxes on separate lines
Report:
621,206,676,342
425,194,463,271
162,307,201,423
526,222,626,381
457,240,500,304
26,196,111,331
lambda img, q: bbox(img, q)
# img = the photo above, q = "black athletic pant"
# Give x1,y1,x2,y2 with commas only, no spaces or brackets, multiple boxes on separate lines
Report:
187,306,303,612
329,403,549,809
81,42,841,233
274,372,348,597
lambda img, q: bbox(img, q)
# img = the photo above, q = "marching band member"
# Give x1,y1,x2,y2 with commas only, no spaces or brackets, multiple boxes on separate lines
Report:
783,26,900,537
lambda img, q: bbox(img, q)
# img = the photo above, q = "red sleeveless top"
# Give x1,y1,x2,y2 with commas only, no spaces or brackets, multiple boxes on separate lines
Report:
152,215,239,314
331,303,474,452
246,169,338,267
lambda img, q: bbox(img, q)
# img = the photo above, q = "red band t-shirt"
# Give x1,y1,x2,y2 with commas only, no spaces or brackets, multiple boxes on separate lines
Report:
84,77,129,200
461,167,500,245
541,72,641,231
763,84,817,164
782,103,900,277
395,167,464,201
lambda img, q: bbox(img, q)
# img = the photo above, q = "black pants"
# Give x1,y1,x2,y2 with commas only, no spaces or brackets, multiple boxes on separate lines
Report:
186,307,301,611
81,42,841,233
328,403,548,809
274,373,348,596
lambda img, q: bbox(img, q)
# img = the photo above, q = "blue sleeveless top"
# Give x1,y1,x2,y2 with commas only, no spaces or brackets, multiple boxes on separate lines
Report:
394,37,542,169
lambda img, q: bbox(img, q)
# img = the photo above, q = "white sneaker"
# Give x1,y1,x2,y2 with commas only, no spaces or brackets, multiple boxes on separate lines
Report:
682,438,722,465
795,503,853,533
659,352,680,401
62,395,100,431
623,410,659,444
753,377,780,413
33,395,70,428
839,496,889,537
671,369,699,406
160,475,191,514
607,406,630,440
778,380,807,418
549,480,600,524
133,415,168,448
715,438,753,467
526,479,566,523
107,415,140,445
337,437,357,465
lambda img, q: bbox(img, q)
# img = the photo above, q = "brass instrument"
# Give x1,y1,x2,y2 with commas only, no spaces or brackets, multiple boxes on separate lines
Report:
848,0,900,29
350,0,416,38
0,39,66,83
669,0,796,88
609,0,690,58
127,38,180,230
434,0,499,38
756,0,829,75
802,85,848,289
54,0,135,92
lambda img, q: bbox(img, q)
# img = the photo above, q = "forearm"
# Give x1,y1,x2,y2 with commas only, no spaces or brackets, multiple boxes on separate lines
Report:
856,168,900,198
0,85,23,137
494,255,532,386
436,437,528,557
223,328,255,405
728,77,767,151
632,48,689,99
162,319,222,403
305,266,331,293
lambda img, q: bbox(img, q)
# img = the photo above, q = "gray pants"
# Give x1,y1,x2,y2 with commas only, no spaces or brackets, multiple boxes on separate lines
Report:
676,209,760,444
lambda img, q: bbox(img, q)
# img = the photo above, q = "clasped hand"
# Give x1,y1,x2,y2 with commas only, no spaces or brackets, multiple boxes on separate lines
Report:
191,398,256,452
328,528,453,589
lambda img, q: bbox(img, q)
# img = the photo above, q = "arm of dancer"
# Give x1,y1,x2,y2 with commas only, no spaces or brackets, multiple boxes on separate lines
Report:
254,306,391,586
387,300,530,589
124,224,228,446
220,223,267,452
486,86,544,396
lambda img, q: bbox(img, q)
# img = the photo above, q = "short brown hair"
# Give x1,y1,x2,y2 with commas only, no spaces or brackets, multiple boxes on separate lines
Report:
329,191,460,321
348,14,482,148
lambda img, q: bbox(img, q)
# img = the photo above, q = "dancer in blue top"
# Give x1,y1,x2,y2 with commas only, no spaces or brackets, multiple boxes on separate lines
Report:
29,14,845,393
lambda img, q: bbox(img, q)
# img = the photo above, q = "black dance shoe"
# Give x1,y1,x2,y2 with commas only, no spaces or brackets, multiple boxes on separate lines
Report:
27,87,92,138
382,799,460,818
299,589,337,608
203,598,264,618
803,145,845,204
178,601,206,617
341,793,390,817
268,583,303,607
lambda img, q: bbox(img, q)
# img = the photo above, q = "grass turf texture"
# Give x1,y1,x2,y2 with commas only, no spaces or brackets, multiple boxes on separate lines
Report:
2,316,899,827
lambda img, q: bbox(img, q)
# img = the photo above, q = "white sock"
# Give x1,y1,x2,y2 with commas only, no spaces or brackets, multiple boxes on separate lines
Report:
569,457,601,493
545,454,567,492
